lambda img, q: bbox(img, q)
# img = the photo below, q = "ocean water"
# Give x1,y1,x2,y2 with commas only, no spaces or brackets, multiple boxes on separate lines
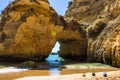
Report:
49,68,60,76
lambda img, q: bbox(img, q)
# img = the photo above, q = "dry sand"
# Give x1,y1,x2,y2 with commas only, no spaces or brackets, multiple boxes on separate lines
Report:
16,70,120,80
0,68,120,80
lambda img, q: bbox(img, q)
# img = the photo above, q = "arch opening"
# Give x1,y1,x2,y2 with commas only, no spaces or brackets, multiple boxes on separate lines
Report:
45,41,61,65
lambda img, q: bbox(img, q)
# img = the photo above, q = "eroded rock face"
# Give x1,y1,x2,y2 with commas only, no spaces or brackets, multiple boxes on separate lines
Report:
87,17,120,65
0,0,87,62
0,0,63,61
97,17,120,67
66,0,120,23
58,19,87,61
66,0,120,67
1,0,120,67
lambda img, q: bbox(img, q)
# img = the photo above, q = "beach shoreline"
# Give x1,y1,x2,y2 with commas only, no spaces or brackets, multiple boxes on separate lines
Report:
0,68,119,80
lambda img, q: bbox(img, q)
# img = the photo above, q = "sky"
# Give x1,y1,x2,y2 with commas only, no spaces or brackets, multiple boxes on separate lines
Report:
0,0,11,14
49,0,71,15
0,0,71,53
51,41,60,53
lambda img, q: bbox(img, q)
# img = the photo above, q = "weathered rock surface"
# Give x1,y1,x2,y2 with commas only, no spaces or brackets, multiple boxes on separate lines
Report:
0,0,63,61
1,0,120,68
0,0,87,61
58,19,87,61
66,0,120,67
66,0,120,23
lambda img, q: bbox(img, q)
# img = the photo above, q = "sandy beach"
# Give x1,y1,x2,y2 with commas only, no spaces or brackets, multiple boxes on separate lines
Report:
0,68,120,80
15,70,120,80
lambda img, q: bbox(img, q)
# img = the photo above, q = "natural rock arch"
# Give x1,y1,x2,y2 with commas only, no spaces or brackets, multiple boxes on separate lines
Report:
0,0,87,62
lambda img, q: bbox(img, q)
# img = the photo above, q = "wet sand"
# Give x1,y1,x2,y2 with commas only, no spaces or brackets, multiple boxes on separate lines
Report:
0,68,119,80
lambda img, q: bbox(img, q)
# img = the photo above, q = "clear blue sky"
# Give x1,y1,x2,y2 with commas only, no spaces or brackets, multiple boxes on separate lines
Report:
0,0,71,15
49,0,71,15
0,0,11,14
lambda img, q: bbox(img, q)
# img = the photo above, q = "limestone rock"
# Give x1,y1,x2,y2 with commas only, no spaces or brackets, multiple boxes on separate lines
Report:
66,0,120,23
66,0,120,67
0,0,87,62
0,0,63,61
58,19,87,61
1,0,120,67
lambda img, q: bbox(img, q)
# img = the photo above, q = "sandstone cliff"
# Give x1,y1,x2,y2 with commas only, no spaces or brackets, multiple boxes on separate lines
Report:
0,0,63,61
0,0,120,67
0,0,87,61
66,0,120,67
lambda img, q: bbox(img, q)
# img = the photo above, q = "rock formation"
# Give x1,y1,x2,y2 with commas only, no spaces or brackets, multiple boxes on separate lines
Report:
0,0,63,61
58,18,87,61
66,0,120,67
0,0,120,67
0,0,87,62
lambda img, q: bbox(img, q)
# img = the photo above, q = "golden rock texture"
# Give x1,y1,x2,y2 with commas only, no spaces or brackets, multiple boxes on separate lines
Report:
66,0,120,67
58,19,87,61
0,0,120,68
0,0,63,61
0,0,86,61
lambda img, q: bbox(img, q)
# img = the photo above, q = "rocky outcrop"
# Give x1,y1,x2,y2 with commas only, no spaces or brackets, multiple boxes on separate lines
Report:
1,0,120,68
0,0,63,61
0,0,87,62
66,0,120,23
87,17,120,65
58,19,87,61
66,0,120,67
95,17,120,67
